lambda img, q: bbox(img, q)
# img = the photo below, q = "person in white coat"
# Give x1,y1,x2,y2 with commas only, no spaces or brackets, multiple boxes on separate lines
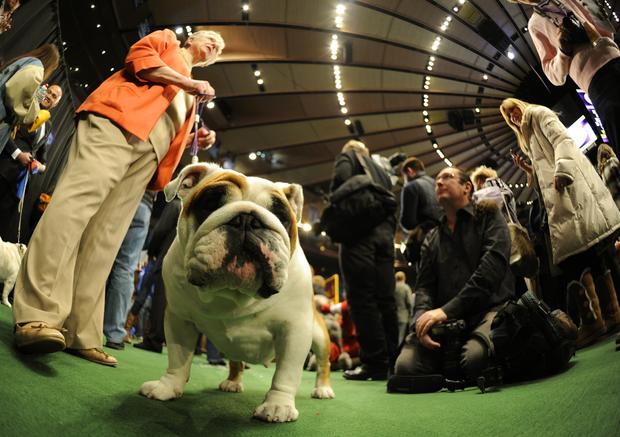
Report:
501,98,620,347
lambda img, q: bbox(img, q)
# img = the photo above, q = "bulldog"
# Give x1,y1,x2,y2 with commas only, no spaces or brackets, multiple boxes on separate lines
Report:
0,238,26,308
140,163,334,422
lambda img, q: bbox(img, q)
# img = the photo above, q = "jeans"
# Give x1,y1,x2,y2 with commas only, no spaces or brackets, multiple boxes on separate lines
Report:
103,199,151,343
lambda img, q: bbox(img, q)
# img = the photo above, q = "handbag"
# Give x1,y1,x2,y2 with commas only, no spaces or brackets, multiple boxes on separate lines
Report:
320,152,396,244
501,194,539,278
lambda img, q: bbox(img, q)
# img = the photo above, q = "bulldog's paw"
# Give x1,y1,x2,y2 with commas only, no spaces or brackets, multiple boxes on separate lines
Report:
140,379,182,401
219,379,244,393
1,299,11,308
253,390,298,423
311,385,335,399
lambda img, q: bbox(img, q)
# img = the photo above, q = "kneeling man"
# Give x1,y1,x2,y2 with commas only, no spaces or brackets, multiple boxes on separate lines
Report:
394,167,514,381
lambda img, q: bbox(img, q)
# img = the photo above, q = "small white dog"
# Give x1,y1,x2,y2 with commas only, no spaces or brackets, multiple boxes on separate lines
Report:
0,238,26,308
140,163,334,423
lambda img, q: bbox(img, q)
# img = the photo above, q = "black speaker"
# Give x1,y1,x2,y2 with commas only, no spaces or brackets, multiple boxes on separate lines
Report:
354,120,365,136
448,110,464,132
462,109,475,125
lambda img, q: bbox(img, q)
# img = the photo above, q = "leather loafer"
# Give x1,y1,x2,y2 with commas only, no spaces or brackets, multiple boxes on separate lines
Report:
14,321,66,354
343,365,388,381
66,348,118,367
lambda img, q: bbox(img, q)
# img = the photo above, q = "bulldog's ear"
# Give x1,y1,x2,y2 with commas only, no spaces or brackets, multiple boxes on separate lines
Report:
164,163,221,202
276,182,304,222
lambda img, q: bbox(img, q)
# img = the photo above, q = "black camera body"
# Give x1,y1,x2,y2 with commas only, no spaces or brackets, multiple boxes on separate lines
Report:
561,12,590,46
428,319,467,379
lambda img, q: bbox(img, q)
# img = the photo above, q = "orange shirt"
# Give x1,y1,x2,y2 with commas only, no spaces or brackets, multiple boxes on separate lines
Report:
77,29,196,191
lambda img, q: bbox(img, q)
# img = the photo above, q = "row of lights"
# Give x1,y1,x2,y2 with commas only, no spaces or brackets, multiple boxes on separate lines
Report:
251,63,265,92
331,4,351,128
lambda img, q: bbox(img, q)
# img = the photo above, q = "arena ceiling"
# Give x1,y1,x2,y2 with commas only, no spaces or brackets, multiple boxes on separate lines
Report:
61,0,616,211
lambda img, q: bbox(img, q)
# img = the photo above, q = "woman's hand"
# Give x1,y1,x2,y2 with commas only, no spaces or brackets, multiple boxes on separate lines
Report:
554,175,572,193
511,151,533,175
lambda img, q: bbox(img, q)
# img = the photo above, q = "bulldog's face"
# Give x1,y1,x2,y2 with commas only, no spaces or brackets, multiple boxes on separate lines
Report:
165,163,304,301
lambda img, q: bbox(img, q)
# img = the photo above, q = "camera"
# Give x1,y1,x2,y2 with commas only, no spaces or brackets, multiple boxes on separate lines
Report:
428,319,467,379
561,12,590,46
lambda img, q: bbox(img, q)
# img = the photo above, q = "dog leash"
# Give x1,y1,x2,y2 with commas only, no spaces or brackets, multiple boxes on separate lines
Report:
189,95,214,164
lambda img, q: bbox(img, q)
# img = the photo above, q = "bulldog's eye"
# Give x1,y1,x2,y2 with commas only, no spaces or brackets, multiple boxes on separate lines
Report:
271,197,293,231
190,185,227,223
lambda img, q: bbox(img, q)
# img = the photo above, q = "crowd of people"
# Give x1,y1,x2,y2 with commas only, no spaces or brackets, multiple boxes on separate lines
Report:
0,0,619,395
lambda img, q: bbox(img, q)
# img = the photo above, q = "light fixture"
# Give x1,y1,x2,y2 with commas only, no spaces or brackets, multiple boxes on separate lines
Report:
254,70,261,77
257,78,264,85
249,152,257,160
175,26,183,34
242,4,249,12
436,149,445,159
206,101,215,109
96,24,101,28
475,107,481,113
344,119,351,125
507,49,516,60
109,67,114,71
483,74,488,80
74,67,79,71
432,142,438,149
340,107,348,114
426,125,432,134
90,3,95,9
101,50,106,54
336,3,346,14
422,110,428,116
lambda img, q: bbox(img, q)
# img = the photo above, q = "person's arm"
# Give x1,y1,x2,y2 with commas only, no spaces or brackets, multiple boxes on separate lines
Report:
4,64,43,124
124,29,213,96
148,199,182,257
399,183,419,231
440,208,511,320
529,14,572,86
329,153,355,193
536,107,578,187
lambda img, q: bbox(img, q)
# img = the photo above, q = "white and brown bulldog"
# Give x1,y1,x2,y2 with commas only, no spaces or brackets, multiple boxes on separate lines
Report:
140,163,334,422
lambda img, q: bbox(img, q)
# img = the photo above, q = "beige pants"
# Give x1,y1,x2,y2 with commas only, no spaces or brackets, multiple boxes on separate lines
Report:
13,113,159,349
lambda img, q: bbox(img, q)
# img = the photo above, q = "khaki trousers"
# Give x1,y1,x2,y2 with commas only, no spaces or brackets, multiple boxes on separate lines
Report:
13,113,159,349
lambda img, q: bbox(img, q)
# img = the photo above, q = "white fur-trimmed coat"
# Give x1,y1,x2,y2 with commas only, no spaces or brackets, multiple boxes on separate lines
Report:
521,105,620,264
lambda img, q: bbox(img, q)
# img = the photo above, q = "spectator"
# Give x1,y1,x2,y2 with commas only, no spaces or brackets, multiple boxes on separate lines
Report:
399,157,441,267
597,142,620,210
102,191,155,350
508,0,620,156
394,166,514,380
501,97,620,346
394,271,413,345
12,29,224,366
329,140,398,381
471,165,518,223
0,84,62,241
1,44,59,156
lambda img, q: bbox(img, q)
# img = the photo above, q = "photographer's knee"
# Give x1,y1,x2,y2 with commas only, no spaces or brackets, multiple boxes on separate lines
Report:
460,337,489,377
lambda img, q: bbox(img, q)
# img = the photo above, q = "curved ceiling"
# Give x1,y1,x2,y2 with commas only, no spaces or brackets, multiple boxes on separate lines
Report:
62,0,600,209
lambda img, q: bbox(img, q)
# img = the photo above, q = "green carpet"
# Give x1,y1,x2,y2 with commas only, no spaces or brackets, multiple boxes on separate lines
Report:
0,305,618,436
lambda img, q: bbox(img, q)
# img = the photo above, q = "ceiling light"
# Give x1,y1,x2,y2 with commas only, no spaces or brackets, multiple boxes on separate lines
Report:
459,0,466,4
444,158,453,167
446,16,452,22
423,101,429,107
337,92,344,99
242,4,249,12
426,125,432,133
424,117,429,122
206,101,215,109
74,67,79,72
62,41,66,46
175,26,183,34
185,25,192,32
257,78,264,85
101,50,106,54
344,119,352,125
340,107,348,114
109,67,114,71
507,50,516,60
254,70,261,76
475,107,481,113
433,142,438,149
90,4,95,9
427,66,433,71
423,94,429,99
335,83,342,89
424,85,429,90
96,24,101,28
423,110,428,116
249,152,257,160
453,6,459,12
336,4,346,14
84,84,89,88
302,223,312,232
436,149,445,159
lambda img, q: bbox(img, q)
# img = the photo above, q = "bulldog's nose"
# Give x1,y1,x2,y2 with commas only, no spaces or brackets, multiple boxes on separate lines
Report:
228,213,263,230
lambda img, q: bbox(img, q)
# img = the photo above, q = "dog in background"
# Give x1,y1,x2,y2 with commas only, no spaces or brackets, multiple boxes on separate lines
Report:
0,238,26,307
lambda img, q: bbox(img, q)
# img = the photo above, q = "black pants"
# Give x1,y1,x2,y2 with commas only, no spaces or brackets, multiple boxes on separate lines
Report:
0,176,18,241
589,57,620,156
394,311,496,379
144,270,166,345
340,220,398,371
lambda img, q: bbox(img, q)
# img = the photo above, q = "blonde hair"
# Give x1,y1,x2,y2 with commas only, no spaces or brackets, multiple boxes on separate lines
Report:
471,165,497,187
342,139,369,155
500,98,532,154
186,30,225,67
597,143,616,174
395,271,406,282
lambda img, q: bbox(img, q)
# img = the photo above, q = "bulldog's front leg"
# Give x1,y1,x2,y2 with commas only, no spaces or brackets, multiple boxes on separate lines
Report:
253,327,311,423
140,309,199,401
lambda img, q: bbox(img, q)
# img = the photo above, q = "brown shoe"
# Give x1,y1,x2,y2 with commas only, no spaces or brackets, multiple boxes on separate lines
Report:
66,348,118,367
14,321,66,354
